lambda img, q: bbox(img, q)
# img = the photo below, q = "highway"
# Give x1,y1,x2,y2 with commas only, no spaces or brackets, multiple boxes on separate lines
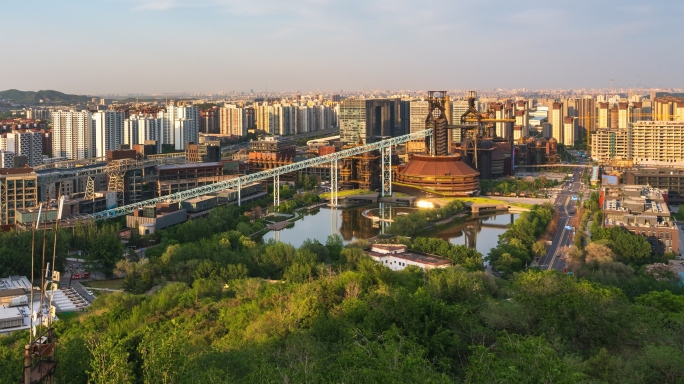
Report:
537,166,586,271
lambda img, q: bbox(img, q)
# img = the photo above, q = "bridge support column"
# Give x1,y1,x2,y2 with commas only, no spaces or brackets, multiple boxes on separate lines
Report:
237,177,241,206
273,174,280,209
330,160,338,207
381,145,392,197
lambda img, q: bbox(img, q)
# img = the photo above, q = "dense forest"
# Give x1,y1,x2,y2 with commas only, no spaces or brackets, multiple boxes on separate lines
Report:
1,200,683,383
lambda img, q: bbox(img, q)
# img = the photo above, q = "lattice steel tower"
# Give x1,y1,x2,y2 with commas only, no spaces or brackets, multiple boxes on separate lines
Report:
426,91,449,156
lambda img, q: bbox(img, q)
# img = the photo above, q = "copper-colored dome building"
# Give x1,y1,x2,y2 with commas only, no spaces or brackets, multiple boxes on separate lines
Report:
395,153,480,196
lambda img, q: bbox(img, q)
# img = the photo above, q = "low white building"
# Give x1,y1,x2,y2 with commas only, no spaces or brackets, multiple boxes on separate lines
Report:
366,244,452,271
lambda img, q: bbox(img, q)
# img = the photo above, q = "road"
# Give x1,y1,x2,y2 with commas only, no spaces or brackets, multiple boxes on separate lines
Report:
537,166,586,271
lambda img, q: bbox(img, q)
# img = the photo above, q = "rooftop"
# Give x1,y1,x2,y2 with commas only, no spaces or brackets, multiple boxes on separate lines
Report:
367,248,452,267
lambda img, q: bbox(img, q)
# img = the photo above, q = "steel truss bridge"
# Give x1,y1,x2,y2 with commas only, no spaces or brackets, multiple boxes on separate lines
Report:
514,164,592,169
85,129,433,220
35,153,187,186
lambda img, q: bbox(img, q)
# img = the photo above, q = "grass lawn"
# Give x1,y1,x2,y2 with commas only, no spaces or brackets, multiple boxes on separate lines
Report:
81,279,124,290
264,214,290,222
320,189,374,199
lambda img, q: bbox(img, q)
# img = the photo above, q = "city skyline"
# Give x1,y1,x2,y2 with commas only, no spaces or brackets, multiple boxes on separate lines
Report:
2,0,683,94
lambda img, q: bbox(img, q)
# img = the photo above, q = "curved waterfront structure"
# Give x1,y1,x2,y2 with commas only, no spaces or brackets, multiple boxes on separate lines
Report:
394,153,480,196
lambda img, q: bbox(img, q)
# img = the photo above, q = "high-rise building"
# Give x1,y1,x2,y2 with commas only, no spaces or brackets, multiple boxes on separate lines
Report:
566,97,595,148
339,99,397,144
562,117,576,147
93,110,125,158
124,115,163,153
631,121,684,163
52,110,94,160
200,107,220,134
7,131,42,167
409,101,429,134
220,105,247,137
255,103,277,134
514,110,529,139
598,102,610,128
162,105,199,150
591,127,631,163
0,151,14,168
0,168,38,225
617,102,630,129
676,101,684,122
451,99,477,143
550,102,564,143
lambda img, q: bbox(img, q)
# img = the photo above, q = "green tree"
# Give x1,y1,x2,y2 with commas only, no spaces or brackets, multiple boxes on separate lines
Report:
466,334,585,383
87,334,134,384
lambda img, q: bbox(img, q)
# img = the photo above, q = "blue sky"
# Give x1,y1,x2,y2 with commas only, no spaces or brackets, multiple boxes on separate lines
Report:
1,0,682,94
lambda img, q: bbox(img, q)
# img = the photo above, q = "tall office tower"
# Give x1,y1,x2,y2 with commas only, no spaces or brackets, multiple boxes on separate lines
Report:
339,99,366,143
598,102,610,128
550,102,564,143
451,99,476,143
339,99,397,144
617,102,631,129
93,110,125,157
52,110,94,160
562,117,576,147
0,151,14,168
220,105,246,137
631,121,684,163
200,107,220,133
398,100,411,136
409,100,429,134
6,131,42,167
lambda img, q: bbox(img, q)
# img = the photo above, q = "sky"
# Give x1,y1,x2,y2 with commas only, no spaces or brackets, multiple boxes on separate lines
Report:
1,0,683,94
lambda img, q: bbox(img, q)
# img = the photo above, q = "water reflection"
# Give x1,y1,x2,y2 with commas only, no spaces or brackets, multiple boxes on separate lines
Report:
434,213,519,257
262,203,519,257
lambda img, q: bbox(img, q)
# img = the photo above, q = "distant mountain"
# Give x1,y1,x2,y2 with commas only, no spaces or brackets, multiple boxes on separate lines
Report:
0,89,91,105
655,92,684,99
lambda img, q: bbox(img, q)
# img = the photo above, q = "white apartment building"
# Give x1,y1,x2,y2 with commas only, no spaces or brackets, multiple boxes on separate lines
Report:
123,115,163,153
52,110,93,160
631,121,684,163
7,131,43,167
161,105,199,150
93,110,125,157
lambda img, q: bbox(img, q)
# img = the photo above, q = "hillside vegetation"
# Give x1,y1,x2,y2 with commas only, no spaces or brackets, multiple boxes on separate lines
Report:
0,89,90,105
